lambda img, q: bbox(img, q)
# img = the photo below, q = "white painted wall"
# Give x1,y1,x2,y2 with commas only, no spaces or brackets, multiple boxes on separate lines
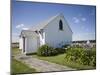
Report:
44,14,72,48
19,37,27,54
19,31,39,54
39,32,45,46
19,14,72,54
25,36,38,53
19,37,23,49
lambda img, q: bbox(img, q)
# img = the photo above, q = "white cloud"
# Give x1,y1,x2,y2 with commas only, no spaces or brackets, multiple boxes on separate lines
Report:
15,24,29,30
16,24,24,29
22,27,29,30
72,16,87,24
72,17,80,23
13,24,29,43
81,17,86,21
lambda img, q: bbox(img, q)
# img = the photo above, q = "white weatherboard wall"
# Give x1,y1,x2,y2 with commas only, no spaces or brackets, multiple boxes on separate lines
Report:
26,36,38,53
44,15,72,48
20,31,39,54
19,14,72,53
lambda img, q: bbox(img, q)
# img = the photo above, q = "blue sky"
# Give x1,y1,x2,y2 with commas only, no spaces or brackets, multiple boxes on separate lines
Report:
12,1,96,42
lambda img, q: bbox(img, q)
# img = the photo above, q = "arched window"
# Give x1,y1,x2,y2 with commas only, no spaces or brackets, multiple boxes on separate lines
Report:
59,20,63,30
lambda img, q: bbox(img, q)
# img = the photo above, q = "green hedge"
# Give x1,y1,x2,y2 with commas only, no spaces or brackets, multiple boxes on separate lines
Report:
65,46,96,67
62,44,70,48
37,44,66,56
55,48,66,54
37,44,58,56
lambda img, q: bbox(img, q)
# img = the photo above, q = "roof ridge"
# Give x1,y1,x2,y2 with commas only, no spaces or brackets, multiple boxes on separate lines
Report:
29,13,63,31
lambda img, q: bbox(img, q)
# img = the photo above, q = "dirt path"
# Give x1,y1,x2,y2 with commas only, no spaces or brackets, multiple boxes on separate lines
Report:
14,54,75,72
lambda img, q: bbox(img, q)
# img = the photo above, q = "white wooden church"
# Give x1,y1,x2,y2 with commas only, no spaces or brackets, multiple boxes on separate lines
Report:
19,13,73,54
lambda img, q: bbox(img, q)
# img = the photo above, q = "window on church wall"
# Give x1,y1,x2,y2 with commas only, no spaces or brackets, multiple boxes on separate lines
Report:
59,20,63,30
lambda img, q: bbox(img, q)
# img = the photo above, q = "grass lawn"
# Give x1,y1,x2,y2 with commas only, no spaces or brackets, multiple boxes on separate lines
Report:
12,47,21,56
33,53,95,70
11,48,36,75
11,58,36,75
12,47,95,72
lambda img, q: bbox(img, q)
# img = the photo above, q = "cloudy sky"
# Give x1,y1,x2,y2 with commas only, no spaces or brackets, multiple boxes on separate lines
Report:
12,1,96,42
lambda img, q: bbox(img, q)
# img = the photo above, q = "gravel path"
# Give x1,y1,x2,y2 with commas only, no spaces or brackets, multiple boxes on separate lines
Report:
14,54,75,72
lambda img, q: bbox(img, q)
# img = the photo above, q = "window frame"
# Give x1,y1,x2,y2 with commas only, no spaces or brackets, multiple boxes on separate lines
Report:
59,20,63,31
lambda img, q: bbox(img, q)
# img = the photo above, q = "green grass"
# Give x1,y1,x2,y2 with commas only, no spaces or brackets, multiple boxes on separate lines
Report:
11,48,37,75
33,53,95,70
33,53,66,65
12,47,95,71
11,58,36,75
12,47,21,56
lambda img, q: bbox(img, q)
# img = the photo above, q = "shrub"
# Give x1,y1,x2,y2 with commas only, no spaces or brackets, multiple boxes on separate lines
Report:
78,51,90,65
65,46,96,67
37,44,57,56
62,44,70,48
66,47,84,62
91,55,96,67
88,50,96,66
55,48,66,54
81,49,96,66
